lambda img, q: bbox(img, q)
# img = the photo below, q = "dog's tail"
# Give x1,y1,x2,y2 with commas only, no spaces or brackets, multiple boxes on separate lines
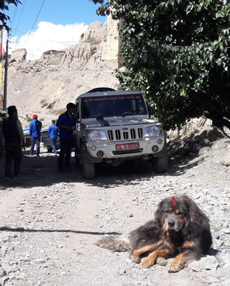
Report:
94,236,131,252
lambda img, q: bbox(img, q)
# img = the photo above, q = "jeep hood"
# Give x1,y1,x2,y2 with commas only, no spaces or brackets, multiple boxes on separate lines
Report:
82,117,159,128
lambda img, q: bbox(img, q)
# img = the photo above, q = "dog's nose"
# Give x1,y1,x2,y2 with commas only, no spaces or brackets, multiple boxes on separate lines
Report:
168,220,175,229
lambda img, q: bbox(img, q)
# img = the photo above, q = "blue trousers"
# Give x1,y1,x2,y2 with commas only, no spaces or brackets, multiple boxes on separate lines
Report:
30,137,40,156
50,138,57,154
58,138,73,170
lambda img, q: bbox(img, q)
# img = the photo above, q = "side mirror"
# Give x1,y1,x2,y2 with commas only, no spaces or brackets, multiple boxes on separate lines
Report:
147,103,151,118
74,111,79,121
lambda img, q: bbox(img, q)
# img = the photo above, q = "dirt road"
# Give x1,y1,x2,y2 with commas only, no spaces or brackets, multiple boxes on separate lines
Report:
0,143,230,286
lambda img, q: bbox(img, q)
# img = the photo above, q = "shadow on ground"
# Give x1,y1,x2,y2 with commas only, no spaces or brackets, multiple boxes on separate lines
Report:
0,226,120,236
0,146,204,189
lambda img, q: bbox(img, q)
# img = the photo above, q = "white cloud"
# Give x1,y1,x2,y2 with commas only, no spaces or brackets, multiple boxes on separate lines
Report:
9,21,88,60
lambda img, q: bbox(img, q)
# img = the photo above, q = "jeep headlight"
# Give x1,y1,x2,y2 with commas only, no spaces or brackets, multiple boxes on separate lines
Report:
145,126,162,137
87,130,107,141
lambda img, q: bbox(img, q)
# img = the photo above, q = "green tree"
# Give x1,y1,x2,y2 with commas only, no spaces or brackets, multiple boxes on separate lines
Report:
0,0,21,30
91,0,230,130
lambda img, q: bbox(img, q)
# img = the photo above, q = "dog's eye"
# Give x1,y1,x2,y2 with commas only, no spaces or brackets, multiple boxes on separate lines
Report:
177,212,184,216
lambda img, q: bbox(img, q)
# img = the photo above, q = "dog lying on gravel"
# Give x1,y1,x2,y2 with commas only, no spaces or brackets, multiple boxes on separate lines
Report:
95,195,212,273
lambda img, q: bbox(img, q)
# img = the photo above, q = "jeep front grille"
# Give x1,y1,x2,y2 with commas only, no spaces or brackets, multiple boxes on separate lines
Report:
107,128,144,141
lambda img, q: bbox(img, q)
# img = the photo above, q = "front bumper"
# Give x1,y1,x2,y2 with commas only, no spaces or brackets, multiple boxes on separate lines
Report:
83,135,167,163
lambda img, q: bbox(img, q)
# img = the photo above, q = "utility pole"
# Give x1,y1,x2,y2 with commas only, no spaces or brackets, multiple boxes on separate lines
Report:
3,37,8,111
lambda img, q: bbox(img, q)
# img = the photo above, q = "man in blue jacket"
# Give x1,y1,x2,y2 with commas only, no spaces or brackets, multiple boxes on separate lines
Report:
57,103,76,172
48,120,60,155
29,114,42,156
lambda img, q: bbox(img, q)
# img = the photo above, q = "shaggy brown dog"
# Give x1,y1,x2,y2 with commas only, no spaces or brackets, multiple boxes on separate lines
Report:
95,195,212,272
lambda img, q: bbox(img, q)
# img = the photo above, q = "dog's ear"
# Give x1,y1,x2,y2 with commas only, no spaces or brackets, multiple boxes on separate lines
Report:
181,195,212,249
182,195,209,228
154,200,164,226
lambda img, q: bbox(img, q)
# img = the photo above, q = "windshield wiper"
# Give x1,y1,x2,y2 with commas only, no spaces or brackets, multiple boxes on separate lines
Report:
122,111,135,117
96,113,116,120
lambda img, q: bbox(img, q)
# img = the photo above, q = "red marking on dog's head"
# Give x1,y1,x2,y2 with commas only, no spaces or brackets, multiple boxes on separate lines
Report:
172,196,176,207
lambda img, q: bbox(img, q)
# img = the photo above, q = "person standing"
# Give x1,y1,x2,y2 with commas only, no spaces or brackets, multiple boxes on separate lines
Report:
57,102,76,172
48,120,59,155
2,105,25,179
29,114,42,156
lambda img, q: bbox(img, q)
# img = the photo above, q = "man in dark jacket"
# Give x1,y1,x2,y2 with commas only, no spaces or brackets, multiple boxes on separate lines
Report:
57,102,76,172
3,105,24,179
29,114,42,156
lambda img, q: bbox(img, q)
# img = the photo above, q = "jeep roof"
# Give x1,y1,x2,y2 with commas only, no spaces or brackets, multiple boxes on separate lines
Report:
76,89,144,99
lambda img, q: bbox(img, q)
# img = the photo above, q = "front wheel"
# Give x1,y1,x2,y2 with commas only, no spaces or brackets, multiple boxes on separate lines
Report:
75,155,81,167
154,156,168,173
82,154,95,179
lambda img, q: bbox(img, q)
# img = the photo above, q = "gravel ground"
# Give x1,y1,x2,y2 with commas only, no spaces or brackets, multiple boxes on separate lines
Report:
0,135,230,286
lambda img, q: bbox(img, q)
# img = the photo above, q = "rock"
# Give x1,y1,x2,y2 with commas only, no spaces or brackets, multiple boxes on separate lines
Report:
211,138,230,150
0,267,6,278
199,146,210,155
204,257,219,271
220,154,230,167
184,139,211,154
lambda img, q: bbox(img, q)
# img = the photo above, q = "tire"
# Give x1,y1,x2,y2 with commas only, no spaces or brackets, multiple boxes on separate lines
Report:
82,154,95,179
75,155,81,167
154,156,168,173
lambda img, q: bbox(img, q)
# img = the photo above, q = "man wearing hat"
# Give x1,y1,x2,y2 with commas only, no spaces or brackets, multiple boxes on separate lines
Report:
2,105,24,179
29,114,42,156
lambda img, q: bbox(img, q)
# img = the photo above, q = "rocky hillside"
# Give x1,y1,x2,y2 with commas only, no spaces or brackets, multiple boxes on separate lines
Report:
4,16,120,128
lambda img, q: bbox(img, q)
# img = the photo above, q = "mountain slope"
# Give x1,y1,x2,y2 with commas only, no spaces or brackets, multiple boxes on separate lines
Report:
6,17,119,128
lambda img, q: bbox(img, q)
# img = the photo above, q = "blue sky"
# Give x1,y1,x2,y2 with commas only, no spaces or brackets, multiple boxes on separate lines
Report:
5,0,107,60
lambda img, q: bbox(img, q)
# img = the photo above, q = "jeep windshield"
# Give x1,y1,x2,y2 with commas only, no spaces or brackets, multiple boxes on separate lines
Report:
81,94,148,119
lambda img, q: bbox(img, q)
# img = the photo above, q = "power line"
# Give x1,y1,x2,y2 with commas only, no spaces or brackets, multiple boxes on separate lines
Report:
13,0,27,37
23,0,46,46
9,4,18,32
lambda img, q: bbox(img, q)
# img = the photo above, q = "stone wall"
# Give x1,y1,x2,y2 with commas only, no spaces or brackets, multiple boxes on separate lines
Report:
101,15,119,68
10,49,27,61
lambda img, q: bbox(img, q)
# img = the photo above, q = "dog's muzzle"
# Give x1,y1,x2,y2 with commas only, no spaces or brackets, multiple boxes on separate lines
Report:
166,220,180,231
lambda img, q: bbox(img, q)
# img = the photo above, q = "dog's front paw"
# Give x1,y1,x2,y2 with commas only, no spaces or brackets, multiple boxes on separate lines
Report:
156,257,167,266
139,257,154,269
130,251,141,263
168,260,184,273
130,255,141,263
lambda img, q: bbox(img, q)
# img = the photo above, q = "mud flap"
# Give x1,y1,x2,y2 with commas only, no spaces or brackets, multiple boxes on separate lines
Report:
81,144,103,164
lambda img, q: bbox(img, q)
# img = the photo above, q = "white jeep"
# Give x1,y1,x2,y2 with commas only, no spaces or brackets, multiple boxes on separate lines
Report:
74,88,167,179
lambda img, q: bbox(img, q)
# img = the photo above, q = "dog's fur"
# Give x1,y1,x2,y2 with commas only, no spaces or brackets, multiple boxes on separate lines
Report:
95,195,212,272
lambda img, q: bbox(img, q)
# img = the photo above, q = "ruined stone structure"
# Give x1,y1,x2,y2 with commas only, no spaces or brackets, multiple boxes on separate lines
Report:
1,15,120,128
